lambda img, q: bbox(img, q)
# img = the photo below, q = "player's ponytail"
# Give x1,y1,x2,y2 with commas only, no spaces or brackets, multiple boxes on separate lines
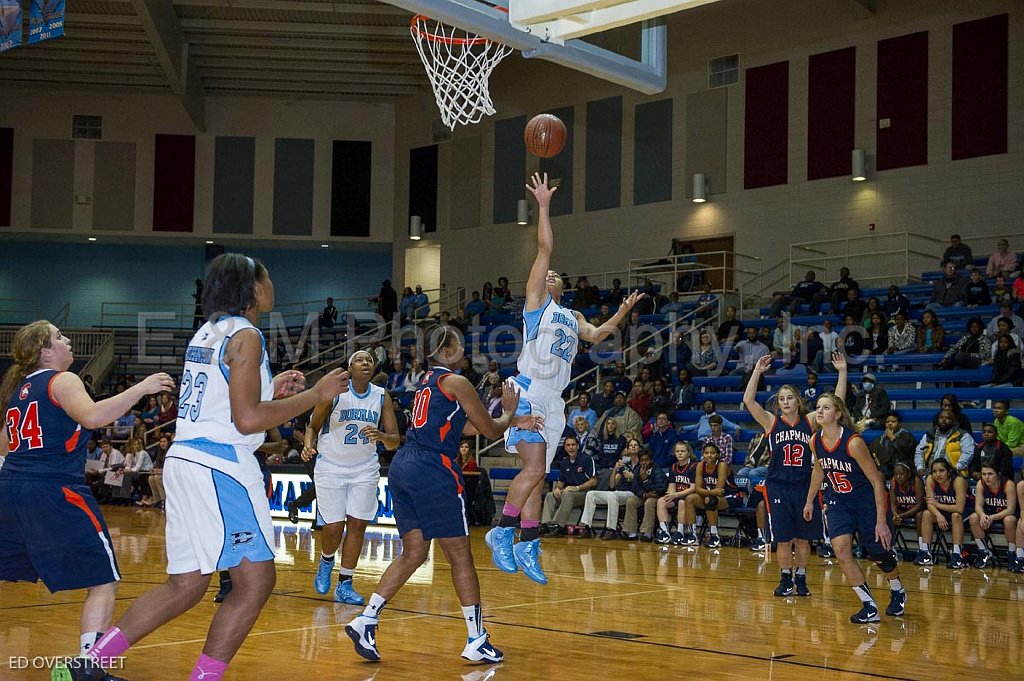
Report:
0,320,53,407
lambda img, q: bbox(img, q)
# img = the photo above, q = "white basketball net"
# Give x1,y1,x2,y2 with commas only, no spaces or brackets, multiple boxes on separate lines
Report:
411,15,513,130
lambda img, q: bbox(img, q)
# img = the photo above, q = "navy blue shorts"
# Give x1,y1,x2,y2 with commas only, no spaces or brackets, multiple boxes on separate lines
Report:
825,493,893,556
0,478,121,592
763,479,821,543
388,446,468,540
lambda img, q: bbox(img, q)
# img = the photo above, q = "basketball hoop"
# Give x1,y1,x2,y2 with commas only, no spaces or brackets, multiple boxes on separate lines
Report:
410,8,513,130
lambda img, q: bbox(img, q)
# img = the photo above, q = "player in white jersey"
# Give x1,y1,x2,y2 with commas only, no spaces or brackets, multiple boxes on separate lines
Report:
486,172,643,585
303,349,399,605
78,254,349,681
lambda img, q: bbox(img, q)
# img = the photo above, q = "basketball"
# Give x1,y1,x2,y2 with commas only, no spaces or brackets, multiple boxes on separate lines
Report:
524,114,567,158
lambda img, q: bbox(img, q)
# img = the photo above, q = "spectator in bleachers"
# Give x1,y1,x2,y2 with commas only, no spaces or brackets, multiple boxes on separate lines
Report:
938,317,990,370
942,234,973,269
568,392,597,431
757,326,773,349
572,276,601,311
886,312,916,355
580,437,643,539
732,327,770,376
596,390,642,442
123,438,153,503
861,297,885,328
540,434,597,537
319,297,338,333
813,267,857,313
811,319,840,373
767,271,817,318
622,450,669,541
588,302,612,326
141,434,169,509
926,261,968,312
655,442,698,544
610,361,632,395
675,245,702,292
916,309,946,353
604,278,626,307
399,286,416,323
592,417,627,473
850,373,889,431
402,359,425,393
645,411,680,468
968,463,1018,569
991,400,1024,457
916,459,969,568
649,379,673,418
801,371,822,402
110,409,137,442
736,430,770,495
156,392,176,434
984,334,1022,387
628,382,652,423
986,303,1024,339
480,360,501,394
969,423,1015,482
864,313,889,355
569,416,595,461
771,316,796,360
86,436,103,461
915,408,975,477
385,358,405,395
702,414,734,464
464,290,485,320
881,285,911,320
452,307,471,333
140,395,159,433
965,267,992,307
662,291,686,320
695,283,717,320
986,238,1018,278
841,287,868,325
933,393,973,433
889,462,925,536
633,281,657,317
682,399,741,440
716,305,744,345
675,368,696,410
690,329,719,376
839,314,865,362
991,274,1012,306
411,284,430,319
458,357,481,391
869,412,916,478
632,366,654,396
590,380,616,417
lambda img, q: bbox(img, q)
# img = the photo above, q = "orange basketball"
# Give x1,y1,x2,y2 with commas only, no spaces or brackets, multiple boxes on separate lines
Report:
524,114,567,158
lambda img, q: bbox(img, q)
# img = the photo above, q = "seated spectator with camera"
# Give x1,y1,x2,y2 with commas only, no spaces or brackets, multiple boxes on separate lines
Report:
578,438,643,539
540,434,598,537
621,449,669,541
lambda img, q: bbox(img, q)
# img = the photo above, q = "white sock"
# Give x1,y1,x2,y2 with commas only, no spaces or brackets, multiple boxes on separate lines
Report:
889,578,904,592
758,528,765,540
462,604,484,639
1017,547,1024,559
853,582,875,605
918,538,928,551
339,567,355,578
976,539,987,552
824,535,833,546
362,593,387,619
659,521,669,532
321,552,336,562
1009,543,1017,553
710,526,719,536
80,632,102,656
953,544,962,554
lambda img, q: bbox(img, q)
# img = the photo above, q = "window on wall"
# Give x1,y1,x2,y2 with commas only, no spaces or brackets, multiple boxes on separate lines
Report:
708,54,739,88
72,115,102,140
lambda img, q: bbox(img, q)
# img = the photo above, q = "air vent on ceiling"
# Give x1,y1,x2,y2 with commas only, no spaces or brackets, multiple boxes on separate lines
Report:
708,54,739,89
72,115,103,140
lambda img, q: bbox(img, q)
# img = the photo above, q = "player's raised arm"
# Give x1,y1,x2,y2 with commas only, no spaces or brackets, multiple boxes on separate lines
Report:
743,354,775,432
832,351,849,403
577,289,645,343
524,172,557,311
54,371,175,430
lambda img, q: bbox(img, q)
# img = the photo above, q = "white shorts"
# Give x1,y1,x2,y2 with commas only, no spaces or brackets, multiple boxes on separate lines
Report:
503,376,566,471
163,448,274,575
315,477,380,524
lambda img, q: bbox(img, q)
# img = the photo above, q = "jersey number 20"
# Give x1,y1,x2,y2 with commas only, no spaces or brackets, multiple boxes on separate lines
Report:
5,402,44,451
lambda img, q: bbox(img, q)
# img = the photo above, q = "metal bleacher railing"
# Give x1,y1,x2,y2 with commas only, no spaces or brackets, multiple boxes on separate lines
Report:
789,231,949,290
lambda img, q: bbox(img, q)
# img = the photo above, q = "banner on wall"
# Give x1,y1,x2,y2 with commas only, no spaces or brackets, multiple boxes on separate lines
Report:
27,0,63,45
0,0,22,53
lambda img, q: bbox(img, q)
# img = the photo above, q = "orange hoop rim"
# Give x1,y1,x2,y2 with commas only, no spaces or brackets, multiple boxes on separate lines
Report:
411,5,508,46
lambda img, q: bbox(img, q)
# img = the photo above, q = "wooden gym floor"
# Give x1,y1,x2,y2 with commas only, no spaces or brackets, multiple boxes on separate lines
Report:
1,507,1022,680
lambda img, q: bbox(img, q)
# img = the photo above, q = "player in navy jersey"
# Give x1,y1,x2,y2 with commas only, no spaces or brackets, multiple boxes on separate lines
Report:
487,172,643,586
968,463,1017,569
803,393,906,624
655,442,697,544
915,458,968,568
346,325,542,664
888,462,925,537
0,320,174,670
78,254,348,681
744,352,848,597
681,442,739,548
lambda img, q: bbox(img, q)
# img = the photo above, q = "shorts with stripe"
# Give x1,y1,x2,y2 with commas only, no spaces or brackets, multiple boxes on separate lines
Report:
763,479,821,543
388,445,468,540
503,376,566,471
315,461,380,524
164,439,274,575
0,477,120,592
825,493,893,556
